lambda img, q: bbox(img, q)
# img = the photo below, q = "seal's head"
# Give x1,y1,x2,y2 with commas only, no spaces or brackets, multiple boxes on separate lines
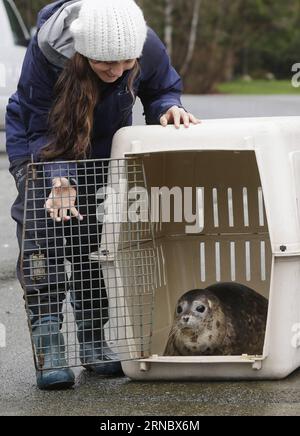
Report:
164,289,227,356
175,289,215,331
164,283,267,356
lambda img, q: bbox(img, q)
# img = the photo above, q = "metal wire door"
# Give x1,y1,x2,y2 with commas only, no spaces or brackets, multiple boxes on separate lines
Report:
21,158,156,370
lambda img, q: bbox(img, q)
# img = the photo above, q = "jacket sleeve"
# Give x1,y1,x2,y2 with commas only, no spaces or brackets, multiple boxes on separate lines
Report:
17,35,76,182
5,93,29,163
137,28,184,125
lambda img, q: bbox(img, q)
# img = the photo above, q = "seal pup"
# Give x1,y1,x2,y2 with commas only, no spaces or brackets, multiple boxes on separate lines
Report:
164,282,268,356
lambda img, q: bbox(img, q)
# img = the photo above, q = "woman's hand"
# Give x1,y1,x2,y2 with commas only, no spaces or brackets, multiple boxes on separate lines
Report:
160,106,201,129
44,177,83,222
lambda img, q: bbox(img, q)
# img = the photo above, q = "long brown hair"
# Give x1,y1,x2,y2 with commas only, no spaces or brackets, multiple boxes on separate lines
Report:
40,53,140,161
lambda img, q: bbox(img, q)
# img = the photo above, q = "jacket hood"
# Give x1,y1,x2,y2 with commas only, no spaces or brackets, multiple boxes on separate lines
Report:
37,0,82,68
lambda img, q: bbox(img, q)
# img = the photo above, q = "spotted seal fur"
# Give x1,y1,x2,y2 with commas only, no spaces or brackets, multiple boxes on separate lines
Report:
164,282,268,356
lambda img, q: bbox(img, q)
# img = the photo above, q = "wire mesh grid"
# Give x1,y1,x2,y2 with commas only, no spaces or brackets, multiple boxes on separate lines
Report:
142,151,271,295
21,158,157,370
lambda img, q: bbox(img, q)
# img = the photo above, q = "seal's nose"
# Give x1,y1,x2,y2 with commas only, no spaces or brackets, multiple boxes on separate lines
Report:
182,316,190,323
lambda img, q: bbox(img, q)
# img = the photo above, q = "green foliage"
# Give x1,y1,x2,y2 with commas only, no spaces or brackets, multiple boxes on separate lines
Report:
218,79,300,95
138,0,300,92
14,0,300,94
14,0,48,27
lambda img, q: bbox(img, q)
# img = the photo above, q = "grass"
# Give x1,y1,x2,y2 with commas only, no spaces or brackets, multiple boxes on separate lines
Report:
217,79,300,95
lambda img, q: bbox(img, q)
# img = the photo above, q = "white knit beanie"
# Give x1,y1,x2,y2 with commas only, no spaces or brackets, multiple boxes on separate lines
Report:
70,0,147,61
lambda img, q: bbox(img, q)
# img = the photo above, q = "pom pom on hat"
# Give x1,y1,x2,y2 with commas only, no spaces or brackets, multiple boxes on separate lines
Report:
70,0,147,61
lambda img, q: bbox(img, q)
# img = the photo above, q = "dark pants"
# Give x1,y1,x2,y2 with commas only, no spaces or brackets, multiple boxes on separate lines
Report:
10,159,108,331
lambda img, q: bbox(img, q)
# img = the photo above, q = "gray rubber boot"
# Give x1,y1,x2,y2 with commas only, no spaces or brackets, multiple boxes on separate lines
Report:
32,319,75,390
77,322,124,376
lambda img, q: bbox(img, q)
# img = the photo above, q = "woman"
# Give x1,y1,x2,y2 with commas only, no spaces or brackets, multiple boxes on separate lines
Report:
6,0,200,390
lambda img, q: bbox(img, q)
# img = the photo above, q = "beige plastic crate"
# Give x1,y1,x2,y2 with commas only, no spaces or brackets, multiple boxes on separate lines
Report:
103,117,300,380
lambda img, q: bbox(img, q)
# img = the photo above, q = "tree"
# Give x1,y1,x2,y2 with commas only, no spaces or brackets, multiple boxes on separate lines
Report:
15,0,300,93
15,0,48,27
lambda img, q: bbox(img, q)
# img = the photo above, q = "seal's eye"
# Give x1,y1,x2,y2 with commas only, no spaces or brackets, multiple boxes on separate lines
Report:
196,305,206,313
177,305,183,314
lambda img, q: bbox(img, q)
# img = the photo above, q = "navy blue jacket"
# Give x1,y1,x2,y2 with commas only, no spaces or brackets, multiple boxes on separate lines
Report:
5,0,183,178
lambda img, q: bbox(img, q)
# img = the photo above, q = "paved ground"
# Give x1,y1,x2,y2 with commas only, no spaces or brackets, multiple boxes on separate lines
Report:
134,94,300,123
1,95,300,416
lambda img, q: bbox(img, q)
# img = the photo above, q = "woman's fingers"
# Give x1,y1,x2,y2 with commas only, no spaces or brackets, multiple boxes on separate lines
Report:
189,113,202,124
44,180,79,222
173,108,181,129
70,207,84,221
160,112,171,126
49,208,59,221
45,201,57,220
160,106,201,128
47,206,83,222
59,207,70,222
183,111,191,128
45,200,73,222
